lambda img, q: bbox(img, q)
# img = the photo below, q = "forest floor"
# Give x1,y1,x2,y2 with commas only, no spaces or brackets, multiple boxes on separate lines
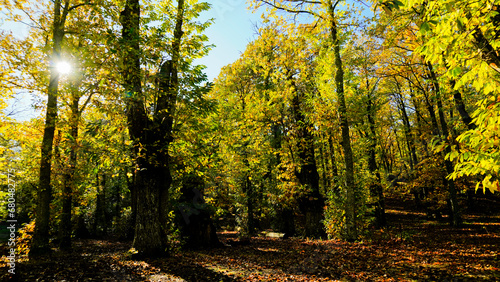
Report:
1,196,499,281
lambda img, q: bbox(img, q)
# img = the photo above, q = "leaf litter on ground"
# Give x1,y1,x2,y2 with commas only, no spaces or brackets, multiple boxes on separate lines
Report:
1,197,499,281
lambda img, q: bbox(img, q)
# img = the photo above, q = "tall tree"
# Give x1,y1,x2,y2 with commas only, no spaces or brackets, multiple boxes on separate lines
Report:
120,0,167,256
31,0,68,255
350,38,386,227
254,0,359,241
56,3,116,248
27,0,90,256
426,62,462,225
120,0,212,255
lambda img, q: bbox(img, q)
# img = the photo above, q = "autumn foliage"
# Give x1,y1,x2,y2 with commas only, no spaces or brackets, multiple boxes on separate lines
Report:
0,0,499,280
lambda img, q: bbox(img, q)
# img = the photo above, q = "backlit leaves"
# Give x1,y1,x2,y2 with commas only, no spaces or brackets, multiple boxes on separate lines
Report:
447,96,500,193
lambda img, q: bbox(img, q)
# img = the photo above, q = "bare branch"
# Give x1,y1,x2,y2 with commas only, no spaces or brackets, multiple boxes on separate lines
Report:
332,0,341,12
79,89,97,113
68,1,95,12
258,0,323,19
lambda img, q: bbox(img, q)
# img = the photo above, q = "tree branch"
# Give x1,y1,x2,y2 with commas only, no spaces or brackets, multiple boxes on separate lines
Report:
258,0,323,19
68,1,95,12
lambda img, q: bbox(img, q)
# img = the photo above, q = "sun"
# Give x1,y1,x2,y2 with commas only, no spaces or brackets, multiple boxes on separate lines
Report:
56,61,72,74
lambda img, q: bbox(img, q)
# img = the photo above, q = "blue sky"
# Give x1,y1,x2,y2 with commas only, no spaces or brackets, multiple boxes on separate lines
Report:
1,1,263,81
2,1,371,83
196,0,372,81
0,19,31,120
1,1,264,120
1,1,371,120
196,1,264,81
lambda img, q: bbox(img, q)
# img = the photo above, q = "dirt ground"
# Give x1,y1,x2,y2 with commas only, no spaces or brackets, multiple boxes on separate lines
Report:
1,197,499,281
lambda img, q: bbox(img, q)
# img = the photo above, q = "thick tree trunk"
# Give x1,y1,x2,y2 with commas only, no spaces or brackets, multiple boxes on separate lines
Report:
330,6,357,241
120,0,169,256
133,168,168,255
290,84,324,238
32,0,68,256
120,0,206,254
59,89,80,250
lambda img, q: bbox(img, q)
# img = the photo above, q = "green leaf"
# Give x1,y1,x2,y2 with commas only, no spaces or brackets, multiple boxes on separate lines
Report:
420,22,430,33
393,0,404,9
456,18,464,31
450,67,462,78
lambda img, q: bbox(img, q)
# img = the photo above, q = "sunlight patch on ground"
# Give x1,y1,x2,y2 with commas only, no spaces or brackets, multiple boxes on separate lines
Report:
259,231,285,238
418,262,450,269
256,247,280,252
149,274,186,281
196,253,334,281
385,209,427,216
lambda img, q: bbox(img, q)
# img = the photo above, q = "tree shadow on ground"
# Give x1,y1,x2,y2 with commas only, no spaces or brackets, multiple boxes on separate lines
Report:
2,252,147,281
1,239,243,282
1,196,498,281
145,256,243,282
190,205,500,281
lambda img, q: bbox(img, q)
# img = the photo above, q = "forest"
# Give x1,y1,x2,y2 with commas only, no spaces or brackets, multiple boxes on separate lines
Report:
0,0,499,281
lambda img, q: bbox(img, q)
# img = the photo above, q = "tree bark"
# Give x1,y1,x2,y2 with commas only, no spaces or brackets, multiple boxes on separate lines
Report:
244,175,255,235
120,0,168,257
451,82,475,130
133,170,167,256
59,88,80,249
119,0,199,255
329,4,357,241
394,80,418,170
470,23,500,74
409,85,429,157
289,82,324,238
32,0,69,256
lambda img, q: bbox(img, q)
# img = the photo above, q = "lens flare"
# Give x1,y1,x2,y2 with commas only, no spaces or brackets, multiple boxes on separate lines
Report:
56,61,72,74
